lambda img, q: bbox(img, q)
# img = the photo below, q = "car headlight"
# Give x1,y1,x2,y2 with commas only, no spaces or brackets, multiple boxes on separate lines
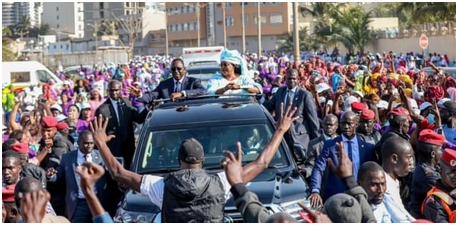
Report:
114,207,157,223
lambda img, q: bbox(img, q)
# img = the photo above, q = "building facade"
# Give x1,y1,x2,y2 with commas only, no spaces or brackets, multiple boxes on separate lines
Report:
42,2,85,38
2,2,39,27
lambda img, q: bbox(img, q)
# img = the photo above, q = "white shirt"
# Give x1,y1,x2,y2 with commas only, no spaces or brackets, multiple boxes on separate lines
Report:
382,172,415,223
372,203,392,223
140,171,232,209
76,150,93,199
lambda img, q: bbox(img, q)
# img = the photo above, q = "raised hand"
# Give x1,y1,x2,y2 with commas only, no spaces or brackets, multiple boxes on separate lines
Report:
277,102,299,132
46,168,57,178
327,141,353,179
90,114,116,144
76,162,105,190
19,189,51,223
222,142,244,186
298,202,332,223
127,86,141,97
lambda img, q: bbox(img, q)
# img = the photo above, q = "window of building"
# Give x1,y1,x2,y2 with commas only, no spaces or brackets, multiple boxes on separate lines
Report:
56,6,59,11
78,16,81,21
226,16,234,27
99,2,104,9
151,34,157,41
189,22,195,30
56,15,59,20
194,22,197,30
186,5,190,13
100,11,104,18
182,23,188,31
239,2,248,7
241,14,249,26
57,23,60,29
270,2,281,6
254,14,266,25
181,6,185,14
225,3,233,8
269,13,283,24
175,24,179,31
126,2,130,7
175,7,178,13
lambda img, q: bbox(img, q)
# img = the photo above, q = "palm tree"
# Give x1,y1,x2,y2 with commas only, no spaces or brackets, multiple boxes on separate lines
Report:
15,15,31,39
277,27,317,53
334,7,373,54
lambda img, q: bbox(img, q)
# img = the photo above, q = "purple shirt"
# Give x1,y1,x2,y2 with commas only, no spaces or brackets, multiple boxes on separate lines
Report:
76,119,89,133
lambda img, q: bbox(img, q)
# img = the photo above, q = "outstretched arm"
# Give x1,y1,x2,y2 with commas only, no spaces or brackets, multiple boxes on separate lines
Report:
90,114,142,192
238,102,299,183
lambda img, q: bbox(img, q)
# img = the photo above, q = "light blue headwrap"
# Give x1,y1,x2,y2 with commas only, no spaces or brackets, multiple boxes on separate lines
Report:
220,49,248,76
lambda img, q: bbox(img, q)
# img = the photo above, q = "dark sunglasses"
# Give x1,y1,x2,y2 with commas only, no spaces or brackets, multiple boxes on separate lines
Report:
171,67,183,72
109,89,120,92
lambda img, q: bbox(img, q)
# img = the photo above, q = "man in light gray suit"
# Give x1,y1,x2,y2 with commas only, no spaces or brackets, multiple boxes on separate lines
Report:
300,114,339,180
47,130,110,223
263,68,321,163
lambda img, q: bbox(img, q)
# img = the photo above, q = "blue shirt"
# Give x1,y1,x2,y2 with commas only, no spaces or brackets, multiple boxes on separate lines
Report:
342,134,359,180
442,124,456,144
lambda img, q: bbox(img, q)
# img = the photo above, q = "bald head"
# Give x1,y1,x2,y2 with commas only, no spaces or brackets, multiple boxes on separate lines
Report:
14,177,43,208
323,114,339,137
381,137,412,162
340,111,358,139
265,212,297,223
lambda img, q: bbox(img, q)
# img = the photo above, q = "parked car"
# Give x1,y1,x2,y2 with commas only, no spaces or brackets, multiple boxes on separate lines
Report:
114,96,310,223
186,65,221,88
422,67,456,79
63,65,94,77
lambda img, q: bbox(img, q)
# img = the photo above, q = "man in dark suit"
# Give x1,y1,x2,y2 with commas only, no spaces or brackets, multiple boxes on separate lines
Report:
301,114,339,180
262,68,320,163
128,58,206,104
46,131,110,223
308,111,376,208
95,80,148,169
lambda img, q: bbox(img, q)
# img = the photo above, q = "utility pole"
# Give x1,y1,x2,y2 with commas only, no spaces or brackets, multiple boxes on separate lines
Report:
257,2,261,58
292,2,300,64
165,12,169,56
241,2,245,54
196,3,200,47
222,3,226,47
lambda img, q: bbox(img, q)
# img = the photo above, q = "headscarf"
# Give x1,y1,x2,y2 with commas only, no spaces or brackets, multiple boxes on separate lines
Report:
447,87,456,102
424,86,444,104
221,49,248,76
444,76,456,90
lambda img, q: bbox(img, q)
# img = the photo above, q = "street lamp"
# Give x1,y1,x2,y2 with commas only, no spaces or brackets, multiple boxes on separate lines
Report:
222,3,226,47
292,2,300,64
257,3,262,58
16,38,20,57
241,2,245,54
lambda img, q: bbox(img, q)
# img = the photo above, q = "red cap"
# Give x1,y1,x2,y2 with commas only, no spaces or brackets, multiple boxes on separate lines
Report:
360,109,375,120
41,116,58,128
10,142,29,154
441,149,456,169
351,102,367,111
2,184,16,202
412,219,433,223
56,122,69,130
388,107,412,121
418,129,445,146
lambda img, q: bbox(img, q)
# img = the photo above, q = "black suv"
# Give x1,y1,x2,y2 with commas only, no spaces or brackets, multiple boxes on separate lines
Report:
114,96,310,223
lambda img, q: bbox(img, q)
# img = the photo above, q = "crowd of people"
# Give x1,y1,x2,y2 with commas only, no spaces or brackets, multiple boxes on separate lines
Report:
2,47,456,223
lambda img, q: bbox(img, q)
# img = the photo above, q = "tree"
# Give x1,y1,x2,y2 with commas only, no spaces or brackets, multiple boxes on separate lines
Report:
2,28,16,61
334,7,373,54
28,24,50,38
277,27,319,53
112,13,146,58
15,15,31,39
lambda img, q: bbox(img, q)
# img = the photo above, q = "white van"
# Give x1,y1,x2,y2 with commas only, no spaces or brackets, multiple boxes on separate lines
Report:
182,46,224,68
2,61,63,89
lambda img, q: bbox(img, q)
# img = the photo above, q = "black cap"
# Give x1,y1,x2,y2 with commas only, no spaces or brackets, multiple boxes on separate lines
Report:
440,101,456,114
178,138,204,164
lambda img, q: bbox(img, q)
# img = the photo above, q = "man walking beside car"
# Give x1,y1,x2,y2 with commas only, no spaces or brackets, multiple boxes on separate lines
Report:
89,102,299,223
262,68,320,163
128,58,206,103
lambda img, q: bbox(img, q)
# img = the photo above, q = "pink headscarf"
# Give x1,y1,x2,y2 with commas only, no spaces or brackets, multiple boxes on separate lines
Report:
447,87,456,102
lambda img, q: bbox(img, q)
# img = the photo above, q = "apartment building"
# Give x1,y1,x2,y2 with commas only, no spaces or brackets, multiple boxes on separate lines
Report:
165,2,295,55
2,2,39,27
83,2,146,40
42,2,85,38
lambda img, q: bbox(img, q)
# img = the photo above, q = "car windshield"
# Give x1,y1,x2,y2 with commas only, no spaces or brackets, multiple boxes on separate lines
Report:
136,123,288,173
187,67,221,76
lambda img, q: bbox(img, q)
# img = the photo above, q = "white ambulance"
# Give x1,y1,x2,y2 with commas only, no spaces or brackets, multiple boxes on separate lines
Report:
182,46,224,68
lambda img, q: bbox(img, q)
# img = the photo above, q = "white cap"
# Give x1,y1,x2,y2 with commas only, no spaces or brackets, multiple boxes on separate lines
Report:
56,114,67,122
25,106,35,112
316,83,331,94
50,103,63,113
351,91,364,98
376,100,389,110
419,102,433,111
81,103,92,110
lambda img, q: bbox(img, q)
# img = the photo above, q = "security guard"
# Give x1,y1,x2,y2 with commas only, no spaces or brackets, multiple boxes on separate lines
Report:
421,149,456,223
408,129,444,218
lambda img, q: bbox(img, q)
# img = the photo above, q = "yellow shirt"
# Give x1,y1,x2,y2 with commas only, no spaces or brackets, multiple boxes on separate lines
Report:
363,85,378,95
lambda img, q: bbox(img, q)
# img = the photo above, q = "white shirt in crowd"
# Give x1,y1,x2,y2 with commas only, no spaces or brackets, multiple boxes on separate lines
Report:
382,172,415,223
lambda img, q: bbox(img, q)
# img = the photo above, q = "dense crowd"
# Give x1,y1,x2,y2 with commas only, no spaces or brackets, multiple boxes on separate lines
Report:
2,48,456,223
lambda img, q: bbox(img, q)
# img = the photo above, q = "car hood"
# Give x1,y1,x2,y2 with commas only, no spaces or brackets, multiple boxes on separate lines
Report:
122,168,307,213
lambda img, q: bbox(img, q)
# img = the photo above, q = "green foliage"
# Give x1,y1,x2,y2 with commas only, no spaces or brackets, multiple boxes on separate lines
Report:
2,36,16,61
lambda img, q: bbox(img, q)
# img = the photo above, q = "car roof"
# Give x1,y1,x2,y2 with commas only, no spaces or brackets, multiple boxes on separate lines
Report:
147,97,268,127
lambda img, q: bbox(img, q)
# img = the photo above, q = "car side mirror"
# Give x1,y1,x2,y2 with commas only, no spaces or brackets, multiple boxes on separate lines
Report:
293,144,307,164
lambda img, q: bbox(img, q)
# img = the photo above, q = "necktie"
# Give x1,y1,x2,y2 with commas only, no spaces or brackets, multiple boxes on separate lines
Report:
174,81,181,93
117,100,124,126
84,154,89,162
346,140,353,162
285,89,293,110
